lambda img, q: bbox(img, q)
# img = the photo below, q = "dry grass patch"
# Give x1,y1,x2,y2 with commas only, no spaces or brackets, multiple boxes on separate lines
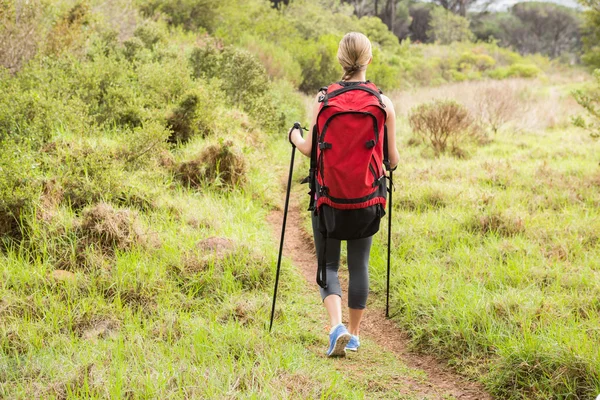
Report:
391,78,584,134
177,140,246,188
76,202,146,253
467,212,525,237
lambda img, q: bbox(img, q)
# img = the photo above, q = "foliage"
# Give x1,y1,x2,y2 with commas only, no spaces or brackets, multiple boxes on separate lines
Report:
408,100,480,156
166,87,217,143
190,42,283,132
484,63,543,80
471,2,582,60
177,140,247,188
296,34,343,92
138,0,218,32
476,82,523,134
427,7,474,45
573,69,600,138
408,3,434,43
0,0,45,72
580,0,600,68
0,142,41,243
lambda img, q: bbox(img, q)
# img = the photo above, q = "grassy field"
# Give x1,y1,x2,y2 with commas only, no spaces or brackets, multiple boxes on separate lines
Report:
2,0,600,398
364,78,600,398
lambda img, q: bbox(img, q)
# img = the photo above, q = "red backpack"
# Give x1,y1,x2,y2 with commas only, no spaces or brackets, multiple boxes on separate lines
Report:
308,81,389,288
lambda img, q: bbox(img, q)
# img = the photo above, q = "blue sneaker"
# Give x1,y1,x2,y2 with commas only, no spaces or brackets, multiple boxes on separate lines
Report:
326,324,351,357
345,335,360,352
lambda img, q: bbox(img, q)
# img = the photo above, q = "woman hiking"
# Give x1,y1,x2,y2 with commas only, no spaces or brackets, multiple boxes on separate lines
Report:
289,32,400,357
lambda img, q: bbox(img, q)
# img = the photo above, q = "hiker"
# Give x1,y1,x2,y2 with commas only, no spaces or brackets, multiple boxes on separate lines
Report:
288,32,400,357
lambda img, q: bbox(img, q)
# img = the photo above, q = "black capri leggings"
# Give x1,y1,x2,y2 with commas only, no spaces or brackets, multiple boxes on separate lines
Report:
311,213,373,310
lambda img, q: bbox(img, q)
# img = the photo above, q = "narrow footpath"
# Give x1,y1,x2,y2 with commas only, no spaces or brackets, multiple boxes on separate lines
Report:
267,199,493,400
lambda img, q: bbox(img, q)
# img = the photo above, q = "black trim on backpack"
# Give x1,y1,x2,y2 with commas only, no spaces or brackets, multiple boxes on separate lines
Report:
308,124,318,211
317,181,386,205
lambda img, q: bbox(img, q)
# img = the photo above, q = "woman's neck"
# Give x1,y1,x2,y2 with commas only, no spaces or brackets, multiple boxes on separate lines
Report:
345,70,367,82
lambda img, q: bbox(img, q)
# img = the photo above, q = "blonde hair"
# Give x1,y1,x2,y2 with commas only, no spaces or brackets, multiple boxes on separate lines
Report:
337,32,372,81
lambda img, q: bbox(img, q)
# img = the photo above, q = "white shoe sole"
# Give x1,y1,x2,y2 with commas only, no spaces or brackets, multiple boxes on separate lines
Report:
328,333,351,357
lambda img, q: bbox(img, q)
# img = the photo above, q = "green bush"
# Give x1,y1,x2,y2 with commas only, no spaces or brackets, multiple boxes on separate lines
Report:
43,139,127,211
427,7,474,45
573,69,600,138
487,63,542,79
238,34,302,86
167,87,217,143
457,52,496,72
0,142,41,243
189,43,283,132
295,34,341,93
138,0,218,32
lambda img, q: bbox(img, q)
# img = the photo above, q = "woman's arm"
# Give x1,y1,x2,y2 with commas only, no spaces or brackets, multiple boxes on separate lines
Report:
382,94,400,170
289,93,321,158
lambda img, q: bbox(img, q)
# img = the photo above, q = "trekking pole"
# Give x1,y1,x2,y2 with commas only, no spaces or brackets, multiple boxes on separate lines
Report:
269,122,305,332
386,169,393,318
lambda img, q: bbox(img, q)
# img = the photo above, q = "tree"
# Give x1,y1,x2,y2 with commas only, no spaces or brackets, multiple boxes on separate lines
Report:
409,3,435,42
580,0,600,67
341,0,412,39
432,0,477,17
270,0,291,9
427,7,474,44
472,3,582,60
511,2,581,58
573,69,600,138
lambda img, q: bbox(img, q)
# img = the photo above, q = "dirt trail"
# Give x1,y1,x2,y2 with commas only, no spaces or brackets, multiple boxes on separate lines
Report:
267,199,493,400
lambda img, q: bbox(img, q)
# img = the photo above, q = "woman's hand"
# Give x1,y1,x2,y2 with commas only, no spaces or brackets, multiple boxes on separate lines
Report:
288,126,303,147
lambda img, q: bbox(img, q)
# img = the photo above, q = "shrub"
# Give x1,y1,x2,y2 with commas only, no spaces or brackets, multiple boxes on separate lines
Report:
0,0,43,73
427,7,474,45
45,3,90,56
189,43,284,133
44,139,127,210
238,34,302,86
117,120,171,168
295,34,341,93
0,142,41,243
132,21,165,49
138,0,218,32
166,88,216,143
219,47,270,107
408,100,481,156
476,82,524,134
457,52,496,72
176,140,246,188
488,64,542,79
573,69,600,138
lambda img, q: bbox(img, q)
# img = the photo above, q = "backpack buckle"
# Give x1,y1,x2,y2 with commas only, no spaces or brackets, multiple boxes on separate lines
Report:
319,142,332,150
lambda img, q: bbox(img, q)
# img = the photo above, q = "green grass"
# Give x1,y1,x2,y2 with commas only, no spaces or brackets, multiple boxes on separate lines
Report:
364,116,600,398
